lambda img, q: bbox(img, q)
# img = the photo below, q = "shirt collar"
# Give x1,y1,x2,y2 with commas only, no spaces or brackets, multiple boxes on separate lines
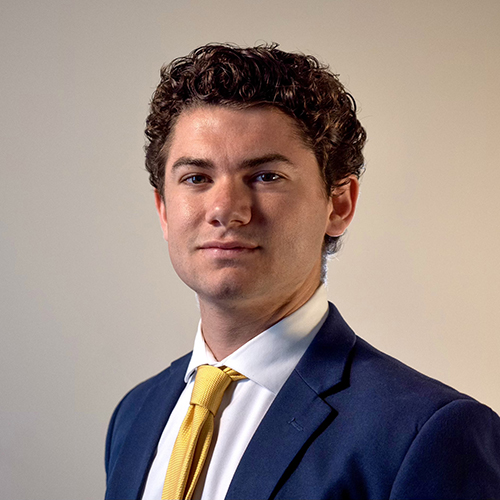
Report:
185,285,329,395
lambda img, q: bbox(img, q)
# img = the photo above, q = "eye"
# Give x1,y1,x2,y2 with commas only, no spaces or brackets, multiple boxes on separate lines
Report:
182,174,210,185
254,172,282,183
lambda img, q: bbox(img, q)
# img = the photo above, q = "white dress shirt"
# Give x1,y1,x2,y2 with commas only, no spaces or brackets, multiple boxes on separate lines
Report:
141,286,329,500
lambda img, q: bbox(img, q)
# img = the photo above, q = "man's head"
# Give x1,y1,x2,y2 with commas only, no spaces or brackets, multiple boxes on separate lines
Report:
145,43,366,256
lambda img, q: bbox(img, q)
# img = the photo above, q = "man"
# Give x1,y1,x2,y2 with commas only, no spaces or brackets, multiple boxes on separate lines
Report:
105,44,500,500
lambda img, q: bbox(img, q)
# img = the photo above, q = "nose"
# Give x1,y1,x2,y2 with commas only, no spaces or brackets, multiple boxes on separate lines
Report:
205,177,252,228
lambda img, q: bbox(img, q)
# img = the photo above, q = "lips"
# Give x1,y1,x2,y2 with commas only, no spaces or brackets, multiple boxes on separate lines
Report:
198,240,259,257
199,240,258,250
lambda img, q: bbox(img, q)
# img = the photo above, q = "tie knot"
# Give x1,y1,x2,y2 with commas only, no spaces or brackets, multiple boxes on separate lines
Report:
190,365,245,414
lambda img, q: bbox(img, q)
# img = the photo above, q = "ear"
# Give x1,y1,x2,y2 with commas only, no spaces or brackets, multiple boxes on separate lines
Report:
154,190,169,241
326,176,359,237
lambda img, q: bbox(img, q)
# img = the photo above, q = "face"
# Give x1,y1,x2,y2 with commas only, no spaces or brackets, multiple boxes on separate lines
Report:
156,105,357,312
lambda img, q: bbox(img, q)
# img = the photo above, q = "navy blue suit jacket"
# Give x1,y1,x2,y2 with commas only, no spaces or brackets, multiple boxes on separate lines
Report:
105,304,500,499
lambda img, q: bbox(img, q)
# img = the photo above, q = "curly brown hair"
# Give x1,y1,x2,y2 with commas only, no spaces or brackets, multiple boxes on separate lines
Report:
145,43,366,255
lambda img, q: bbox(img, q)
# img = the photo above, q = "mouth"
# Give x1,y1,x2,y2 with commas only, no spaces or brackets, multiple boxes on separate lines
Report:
198,240,259,256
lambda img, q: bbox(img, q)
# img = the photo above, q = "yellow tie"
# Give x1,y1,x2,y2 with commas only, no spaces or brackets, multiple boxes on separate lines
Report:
161,365,246,500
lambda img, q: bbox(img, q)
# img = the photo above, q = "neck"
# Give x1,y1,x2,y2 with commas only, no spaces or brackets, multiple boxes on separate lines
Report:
198,282,321,361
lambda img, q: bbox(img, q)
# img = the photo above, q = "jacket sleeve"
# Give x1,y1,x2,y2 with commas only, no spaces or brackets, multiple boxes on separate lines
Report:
104,379,153,483
105,396,125,480
390,398,500,500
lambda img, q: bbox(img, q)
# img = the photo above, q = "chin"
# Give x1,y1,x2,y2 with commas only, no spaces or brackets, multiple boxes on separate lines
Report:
191,276,260,304
178,265,249,296
201,283,248,302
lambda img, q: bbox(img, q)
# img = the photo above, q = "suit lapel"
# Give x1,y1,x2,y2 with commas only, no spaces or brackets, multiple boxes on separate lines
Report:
226,303,356,500
105,354,190,500
225,370,334,500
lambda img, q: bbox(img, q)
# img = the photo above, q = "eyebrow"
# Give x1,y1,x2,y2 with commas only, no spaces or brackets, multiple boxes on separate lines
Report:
170,153,294,172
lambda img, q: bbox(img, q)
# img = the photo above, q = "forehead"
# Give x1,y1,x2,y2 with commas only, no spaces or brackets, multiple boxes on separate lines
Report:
164,105,312,161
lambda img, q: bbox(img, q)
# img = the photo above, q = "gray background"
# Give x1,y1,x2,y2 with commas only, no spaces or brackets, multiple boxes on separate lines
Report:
1,0,499,498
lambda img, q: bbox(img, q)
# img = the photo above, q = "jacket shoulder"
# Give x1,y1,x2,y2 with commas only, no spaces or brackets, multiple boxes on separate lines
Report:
104,352,191,477
276,305,500,498
348,334,473,414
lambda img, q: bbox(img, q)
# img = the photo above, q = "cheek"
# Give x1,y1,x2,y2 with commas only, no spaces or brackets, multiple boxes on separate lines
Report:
283,205,329,253
166,204,204,255
166,198,200,230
